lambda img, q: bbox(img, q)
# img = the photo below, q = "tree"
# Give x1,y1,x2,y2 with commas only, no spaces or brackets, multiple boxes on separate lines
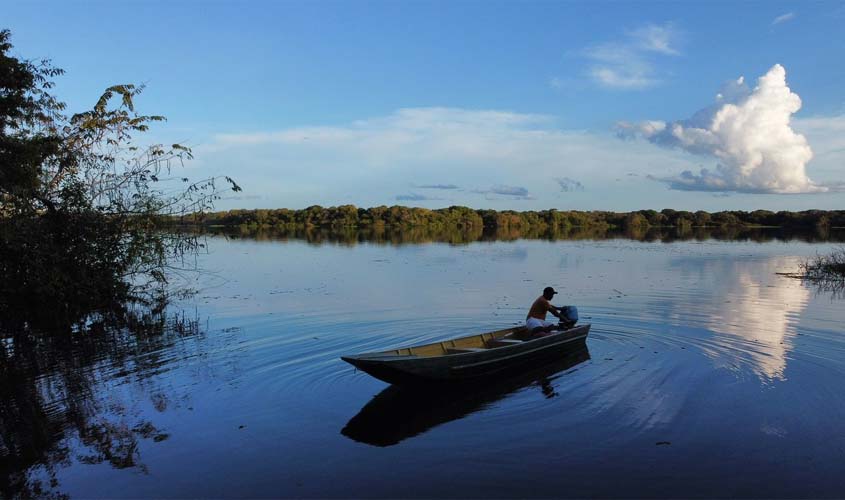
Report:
694,210,712,227
0,29,239,326
712,211,741,227
624,212,649,230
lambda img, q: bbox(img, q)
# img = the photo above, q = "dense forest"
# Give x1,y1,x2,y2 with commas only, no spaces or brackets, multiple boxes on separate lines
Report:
180,205,845,232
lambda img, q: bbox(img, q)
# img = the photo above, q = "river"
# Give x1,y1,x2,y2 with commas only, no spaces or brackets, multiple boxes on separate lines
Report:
3,231,844,498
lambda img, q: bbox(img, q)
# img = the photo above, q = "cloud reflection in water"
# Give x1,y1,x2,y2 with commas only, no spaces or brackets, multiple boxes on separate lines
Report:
670,255,809,380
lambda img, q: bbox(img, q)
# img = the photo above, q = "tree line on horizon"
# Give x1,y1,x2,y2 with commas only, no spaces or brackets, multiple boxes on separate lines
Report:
180,205,845,232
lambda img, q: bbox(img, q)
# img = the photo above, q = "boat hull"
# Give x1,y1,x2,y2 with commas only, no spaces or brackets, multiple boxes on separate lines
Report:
342,324,590,386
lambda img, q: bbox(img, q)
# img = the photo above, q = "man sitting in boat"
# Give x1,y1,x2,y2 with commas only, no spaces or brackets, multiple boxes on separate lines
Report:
525,287,567,336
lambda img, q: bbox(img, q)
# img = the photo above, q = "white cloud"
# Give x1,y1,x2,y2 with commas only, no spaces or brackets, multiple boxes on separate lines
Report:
585,45,659,89
194,104,845,210
582,22,681,90
629,23,682,55
772,12,795,26
201,107,693,208
213,107,549,155
618,64,827,194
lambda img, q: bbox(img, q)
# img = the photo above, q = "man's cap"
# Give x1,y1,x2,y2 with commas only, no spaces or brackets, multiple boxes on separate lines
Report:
544,286,558,295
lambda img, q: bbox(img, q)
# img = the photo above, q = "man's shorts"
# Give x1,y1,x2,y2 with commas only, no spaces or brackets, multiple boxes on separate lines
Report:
526,317,555,330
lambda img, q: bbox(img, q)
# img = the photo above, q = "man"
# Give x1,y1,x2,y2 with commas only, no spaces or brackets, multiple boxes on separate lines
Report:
525,286,564,336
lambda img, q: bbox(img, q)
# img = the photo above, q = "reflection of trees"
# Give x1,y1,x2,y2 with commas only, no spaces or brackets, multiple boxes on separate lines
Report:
0,309,209,498
803,277,845,300
191,225,845,247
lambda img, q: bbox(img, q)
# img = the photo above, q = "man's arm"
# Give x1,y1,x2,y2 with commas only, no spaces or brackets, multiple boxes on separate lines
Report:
547,302,562,319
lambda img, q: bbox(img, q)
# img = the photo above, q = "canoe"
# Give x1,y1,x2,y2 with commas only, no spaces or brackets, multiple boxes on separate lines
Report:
341,323,590,386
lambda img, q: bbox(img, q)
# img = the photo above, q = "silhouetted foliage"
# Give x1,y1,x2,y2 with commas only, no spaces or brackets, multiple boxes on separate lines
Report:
0,29,238,327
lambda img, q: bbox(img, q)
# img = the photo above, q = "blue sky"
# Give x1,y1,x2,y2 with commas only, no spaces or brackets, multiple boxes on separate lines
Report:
6,0,845,211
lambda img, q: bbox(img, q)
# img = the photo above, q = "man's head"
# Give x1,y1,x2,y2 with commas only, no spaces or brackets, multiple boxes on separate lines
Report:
543,286,557,300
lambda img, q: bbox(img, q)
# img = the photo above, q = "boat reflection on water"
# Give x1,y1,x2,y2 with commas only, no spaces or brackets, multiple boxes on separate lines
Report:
341,347,590,447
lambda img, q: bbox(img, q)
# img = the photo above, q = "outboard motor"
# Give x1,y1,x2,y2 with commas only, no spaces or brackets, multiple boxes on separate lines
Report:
559,305,579,329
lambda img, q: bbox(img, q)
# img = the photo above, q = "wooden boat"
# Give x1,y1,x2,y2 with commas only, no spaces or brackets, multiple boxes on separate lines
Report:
341,323,590,386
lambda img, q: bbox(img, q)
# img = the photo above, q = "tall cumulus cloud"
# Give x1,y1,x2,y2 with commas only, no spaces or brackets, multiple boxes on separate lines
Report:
617,64,823,194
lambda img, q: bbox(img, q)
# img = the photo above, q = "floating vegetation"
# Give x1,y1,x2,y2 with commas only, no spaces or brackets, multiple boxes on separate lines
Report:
782,248,845,297
802,248,845,279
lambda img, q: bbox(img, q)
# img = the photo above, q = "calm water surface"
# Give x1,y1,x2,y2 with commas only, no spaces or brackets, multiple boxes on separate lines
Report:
6,235,845,498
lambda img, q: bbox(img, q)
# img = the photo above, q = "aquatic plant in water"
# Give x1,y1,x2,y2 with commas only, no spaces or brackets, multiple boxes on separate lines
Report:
797,248,845,297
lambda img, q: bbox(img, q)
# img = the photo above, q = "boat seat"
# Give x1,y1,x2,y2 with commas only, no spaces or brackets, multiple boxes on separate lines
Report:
447,347,488,354
487,339,524,348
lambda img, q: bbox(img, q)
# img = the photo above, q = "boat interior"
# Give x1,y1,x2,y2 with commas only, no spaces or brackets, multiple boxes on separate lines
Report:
373,326,549,358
